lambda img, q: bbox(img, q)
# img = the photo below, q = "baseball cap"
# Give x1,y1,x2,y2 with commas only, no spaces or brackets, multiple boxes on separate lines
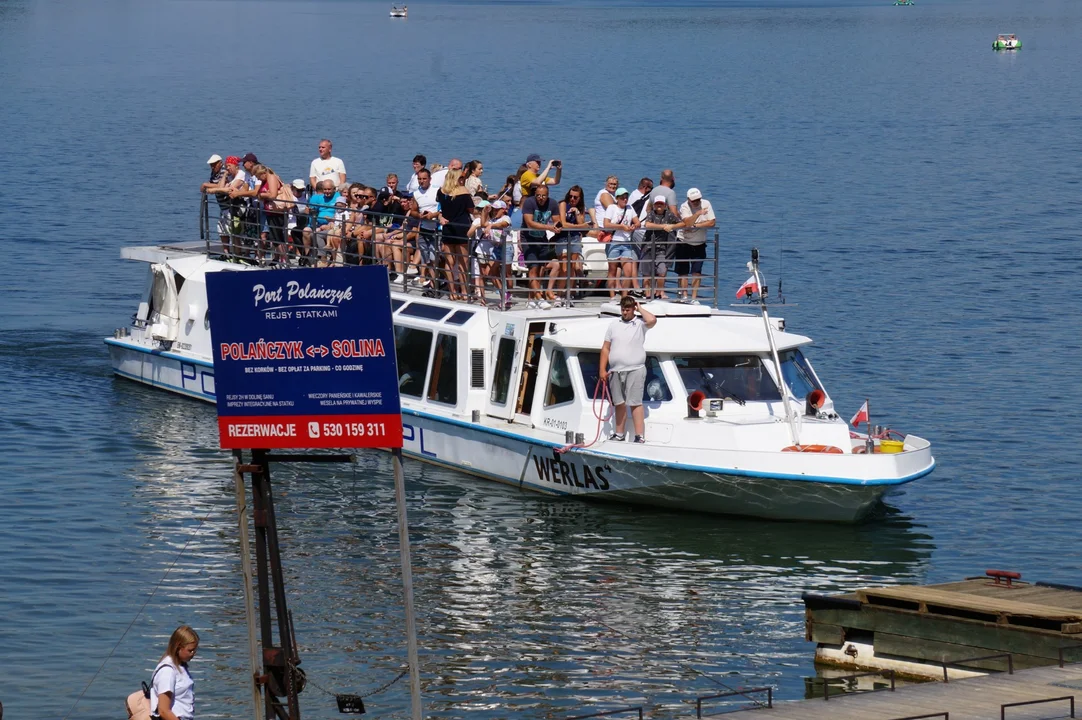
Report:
652,194,667,205
291,179,306,190
474,198,491,209
206,154,223,165
687,187,703,201
491,200,507,210
615,187,630,197
225,155,241,166
526,153,542,163
242,152,259,165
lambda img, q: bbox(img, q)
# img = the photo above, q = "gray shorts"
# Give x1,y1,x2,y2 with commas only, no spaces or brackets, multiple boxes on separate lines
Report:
608,367,646,407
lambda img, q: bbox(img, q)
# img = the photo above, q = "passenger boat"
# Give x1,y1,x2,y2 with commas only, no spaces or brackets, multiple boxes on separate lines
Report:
993,34,1020,50
389,5,407,18
104,199,934,522
893,1,914,5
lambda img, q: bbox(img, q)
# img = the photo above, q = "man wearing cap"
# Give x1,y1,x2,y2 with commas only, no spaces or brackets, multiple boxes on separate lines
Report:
201,155,231,248
519,154,562,199
603,187,642,299
309,139,347,190
640,195,684,300
600,295,657,444
287,179,312,265
676,188,716,304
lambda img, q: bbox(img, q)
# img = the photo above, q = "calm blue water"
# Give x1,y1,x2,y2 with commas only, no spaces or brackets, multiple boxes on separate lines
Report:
2,0,1081,717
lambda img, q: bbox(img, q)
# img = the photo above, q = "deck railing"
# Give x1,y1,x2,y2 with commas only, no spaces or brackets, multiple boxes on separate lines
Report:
200,194,726,310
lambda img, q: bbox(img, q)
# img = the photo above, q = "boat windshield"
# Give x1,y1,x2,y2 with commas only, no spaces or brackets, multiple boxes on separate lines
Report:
673,355,781,403
778,348,822,399
579,352,673,402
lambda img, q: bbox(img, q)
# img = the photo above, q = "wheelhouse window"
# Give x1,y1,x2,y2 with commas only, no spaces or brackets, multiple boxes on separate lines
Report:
427,333,458,405
779,349,822,399
394,325,432,398
544,349,575,407
673,355,781,403
491,337,515,405
579,352,673,402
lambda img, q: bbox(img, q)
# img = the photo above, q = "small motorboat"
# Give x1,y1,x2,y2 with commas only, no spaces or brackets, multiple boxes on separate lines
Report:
993,34,1021,50
389,5,407,17
893,0,914,5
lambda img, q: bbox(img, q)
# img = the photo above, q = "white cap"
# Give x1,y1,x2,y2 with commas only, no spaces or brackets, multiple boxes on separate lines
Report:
686,187,702,201
207,154,223,165
652,194,667,204
292,179,306,190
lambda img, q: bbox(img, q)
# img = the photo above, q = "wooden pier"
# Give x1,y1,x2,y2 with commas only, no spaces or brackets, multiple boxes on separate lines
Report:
712,662,1081,718
803,574,1082,679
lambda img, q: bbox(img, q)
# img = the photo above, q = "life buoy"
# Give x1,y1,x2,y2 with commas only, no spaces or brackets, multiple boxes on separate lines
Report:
782,444,844,454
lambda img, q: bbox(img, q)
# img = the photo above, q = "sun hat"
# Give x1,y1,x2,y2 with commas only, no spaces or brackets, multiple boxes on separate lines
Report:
206,154,223,165
652,194,667,204
686,187,703,201
615,187,630,197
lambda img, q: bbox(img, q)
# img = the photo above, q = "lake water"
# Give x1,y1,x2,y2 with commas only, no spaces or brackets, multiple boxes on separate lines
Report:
2,0,1081,717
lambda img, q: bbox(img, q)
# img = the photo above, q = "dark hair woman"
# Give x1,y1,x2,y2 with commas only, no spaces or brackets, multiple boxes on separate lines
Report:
549,185,591,304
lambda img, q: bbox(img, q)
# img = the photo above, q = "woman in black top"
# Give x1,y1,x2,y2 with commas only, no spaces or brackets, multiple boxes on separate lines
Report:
437,169,474,300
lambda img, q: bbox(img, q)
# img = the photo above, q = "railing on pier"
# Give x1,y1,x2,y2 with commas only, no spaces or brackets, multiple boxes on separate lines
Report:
199,194,729,310
564,707,644,720
809,669,896,700
695,687,773,716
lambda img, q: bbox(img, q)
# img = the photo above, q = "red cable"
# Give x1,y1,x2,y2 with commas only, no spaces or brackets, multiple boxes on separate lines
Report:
555,376,612,455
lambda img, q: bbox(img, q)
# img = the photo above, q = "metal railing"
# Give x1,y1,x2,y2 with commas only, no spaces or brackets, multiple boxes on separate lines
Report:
564,707,643,720
696,687,773,716
940,653,1013,682
1060,644,1082,667
199,195,725,310
810,669,896,700
1001,695,1075,718
890,714,949,720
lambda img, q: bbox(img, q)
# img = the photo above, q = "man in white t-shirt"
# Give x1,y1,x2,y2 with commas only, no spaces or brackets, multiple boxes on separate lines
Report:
430,157,462,191
600,296,657,443
676,187,716,304
309,138,347,189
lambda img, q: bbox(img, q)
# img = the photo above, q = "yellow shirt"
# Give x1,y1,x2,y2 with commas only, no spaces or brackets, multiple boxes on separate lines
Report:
519,170,539,198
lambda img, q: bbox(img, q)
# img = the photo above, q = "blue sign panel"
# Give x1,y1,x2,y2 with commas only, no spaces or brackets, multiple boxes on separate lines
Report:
205,266,402,449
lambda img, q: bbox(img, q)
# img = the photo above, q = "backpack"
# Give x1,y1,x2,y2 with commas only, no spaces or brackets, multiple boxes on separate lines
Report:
125,665,170,720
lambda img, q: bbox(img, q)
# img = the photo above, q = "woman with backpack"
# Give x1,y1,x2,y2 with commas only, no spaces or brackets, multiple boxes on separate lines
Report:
150,625,200,720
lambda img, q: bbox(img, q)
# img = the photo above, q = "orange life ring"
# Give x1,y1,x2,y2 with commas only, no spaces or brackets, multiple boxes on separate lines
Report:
782,444,844,454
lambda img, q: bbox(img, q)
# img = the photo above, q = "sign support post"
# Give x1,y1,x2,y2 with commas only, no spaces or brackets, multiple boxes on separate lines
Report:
233,451,265,720
207,267,411,719
393,448,423,720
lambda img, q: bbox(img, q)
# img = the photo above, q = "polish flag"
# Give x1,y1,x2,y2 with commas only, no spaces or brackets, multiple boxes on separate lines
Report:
850,401,869,428
735,275,760,298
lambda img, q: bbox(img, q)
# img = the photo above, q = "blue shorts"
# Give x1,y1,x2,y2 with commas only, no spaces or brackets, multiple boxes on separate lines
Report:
607,243,637,261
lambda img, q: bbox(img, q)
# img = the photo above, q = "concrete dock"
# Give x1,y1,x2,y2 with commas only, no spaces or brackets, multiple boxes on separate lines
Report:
711,663,1080,719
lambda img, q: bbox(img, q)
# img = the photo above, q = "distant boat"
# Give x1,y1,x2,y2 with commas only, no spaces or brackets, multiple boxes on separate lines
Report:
390,5,407,17
893,0,914,5
993,33,1021,50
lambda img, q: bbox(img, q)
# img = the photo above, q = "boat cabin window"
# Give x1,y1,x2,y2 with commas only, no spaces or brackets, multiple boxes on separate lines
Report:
391,299,406,312
399,302,452,321
394,325,432,398
674,355,781,403
779,348,822,399
445,309,474,326
491,336,515,405
578,353,672,402
427,333,458,406
544,349,575,408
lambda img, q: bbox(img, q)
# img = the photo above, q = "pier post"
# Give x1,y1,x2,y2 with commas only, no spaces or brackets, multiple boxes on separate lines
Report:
393,448,424,720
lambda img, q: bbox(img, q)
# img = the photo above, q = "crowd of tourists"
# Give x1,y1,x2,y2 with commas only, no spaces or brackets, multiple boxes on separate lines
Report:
200,139,717,308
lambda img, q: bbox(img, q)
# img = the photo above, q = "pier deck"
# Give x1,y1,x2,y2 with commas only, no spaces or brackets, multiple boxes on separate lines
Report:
714,663,1081,718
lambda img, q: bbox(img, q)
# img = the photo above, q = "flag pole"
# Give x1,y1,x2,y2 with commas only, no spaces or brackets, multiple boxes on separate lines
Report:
865,398,874,454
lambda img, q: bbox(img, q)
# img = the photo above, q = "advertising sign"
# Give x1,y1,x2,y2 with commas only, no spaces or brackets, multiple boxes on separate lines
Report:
205,266,402,449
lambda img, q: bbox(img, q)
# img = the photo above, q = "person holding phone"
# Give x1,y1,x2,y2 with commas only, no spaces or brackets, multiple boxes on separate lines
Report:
519,153,562,198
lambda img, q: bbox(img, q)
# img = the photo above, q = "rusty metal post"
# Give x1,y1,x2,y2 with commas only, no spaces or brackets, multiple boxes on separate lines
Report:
233,451,265,720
